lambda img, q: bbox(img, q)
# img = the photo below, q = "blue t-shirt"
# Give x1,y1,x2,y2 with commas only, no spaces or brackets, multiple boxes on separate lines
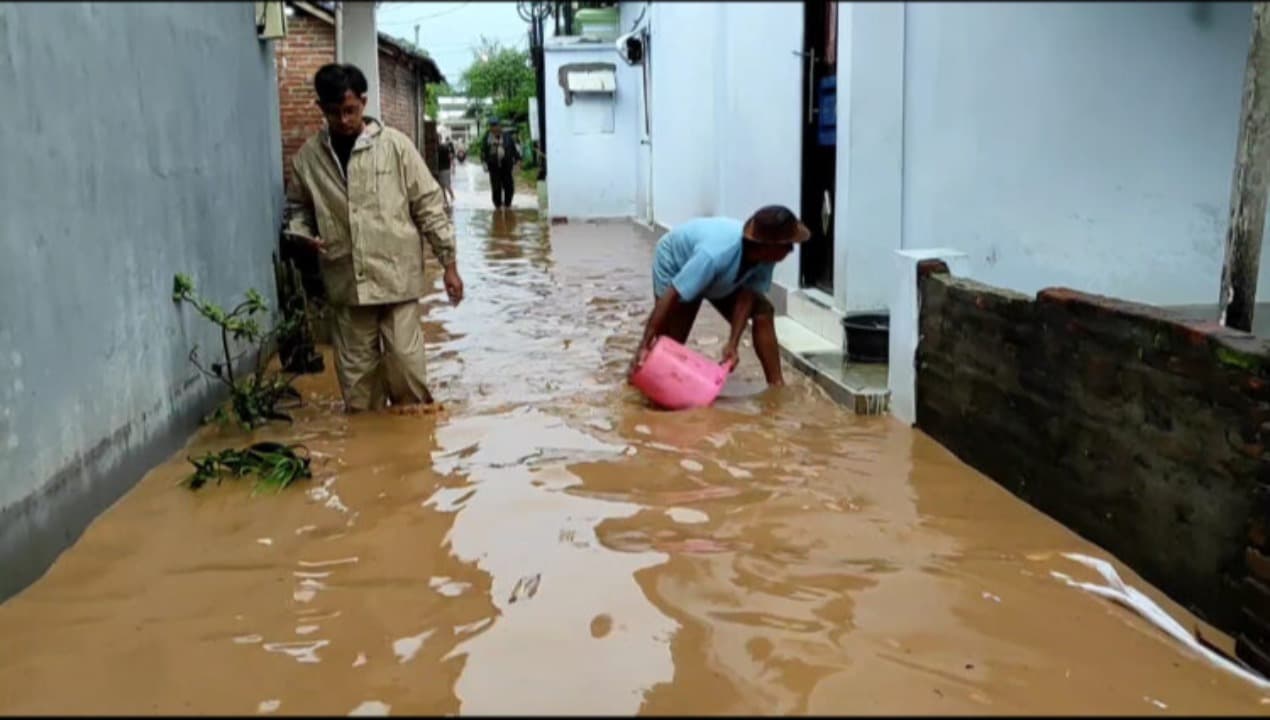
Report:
652,217,774,301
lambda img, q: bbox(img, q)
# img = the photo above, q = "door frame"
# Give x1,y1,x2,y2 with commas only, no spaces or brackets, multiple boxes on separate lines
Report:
797,0,838,294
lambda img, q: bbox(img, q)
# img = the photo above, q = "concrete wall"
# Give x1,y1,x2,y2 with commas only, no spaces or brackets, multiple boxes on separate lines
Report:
914,260,1269,639
340,0,381,119
643,2,721,229
834,3,905,313
544,40,640,219
620,1,652,225
618,2,1265,317
0,2,284,599
713,2,804,292
630,2,806,288
901,2,1258,307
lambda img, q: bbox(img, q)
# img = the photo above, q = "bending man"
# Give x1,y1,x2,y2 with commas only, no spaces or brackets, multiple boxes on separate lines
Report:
632,205,809,388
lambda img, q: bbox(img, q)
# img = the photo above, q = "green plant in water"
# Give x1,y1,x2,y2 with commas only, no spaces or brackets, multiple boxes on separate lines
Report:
172,273,303,429
185,442,312,493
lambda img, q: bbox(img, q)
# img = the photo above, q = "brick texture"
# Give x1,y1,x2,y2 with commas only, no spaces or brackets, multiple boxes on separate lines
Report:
275,12,333,188
914,261,1270,675
274,9,423,191
377,49,418,149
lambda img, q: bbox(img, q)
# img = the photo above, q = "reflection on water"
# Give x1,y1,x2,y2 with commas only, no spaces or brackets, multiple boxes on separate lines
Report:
0,172,1267,714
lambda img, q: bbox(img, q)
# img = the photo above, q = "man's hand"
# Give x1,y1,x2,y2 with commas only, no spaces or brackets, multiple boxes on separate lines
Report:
285,231,326,255
443,263,464,306
630,288,680,383
627,343,649,381
720,343,740,371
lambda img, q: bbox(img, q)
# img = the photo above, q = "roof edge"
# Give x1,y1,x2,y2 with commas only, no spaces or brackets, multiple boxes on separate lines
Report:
287,1,447,85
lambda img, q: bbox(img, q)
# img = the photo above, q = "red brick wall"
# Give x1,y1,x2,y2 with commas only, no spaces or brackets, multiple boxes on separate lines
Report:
378,49,418,148
276,12,333,188
274,9,422,190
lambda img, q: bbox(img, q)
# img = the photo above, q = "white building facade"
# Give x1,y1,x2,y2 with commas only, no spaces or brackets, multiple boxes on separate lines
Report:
436,95,492,145
545,1,1267,348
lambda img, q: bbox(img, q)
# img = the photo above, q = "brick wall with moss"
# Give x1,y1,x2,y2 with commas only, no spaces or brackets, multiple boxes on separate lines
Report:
914,259,1270,675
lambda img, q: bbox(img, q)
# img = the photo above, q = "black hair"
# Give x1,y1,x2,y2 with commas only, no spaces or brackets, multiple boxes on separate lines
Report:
313,63,368,105
749,205,798,235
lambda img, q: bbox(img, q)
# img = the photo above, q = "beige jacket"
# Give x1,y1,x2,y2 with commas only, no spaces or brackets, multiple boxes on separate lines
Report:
286,119,456,307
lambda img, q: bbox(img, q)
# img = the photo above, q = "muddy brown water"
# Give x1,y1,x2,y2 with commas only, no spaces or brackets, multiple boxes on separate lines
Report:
2,180,1268,714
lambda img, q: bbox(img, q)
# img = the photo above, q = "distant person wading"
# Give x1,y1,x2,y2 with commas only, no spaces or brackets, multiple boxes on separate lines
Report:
436,137,455,210
482,118,522,210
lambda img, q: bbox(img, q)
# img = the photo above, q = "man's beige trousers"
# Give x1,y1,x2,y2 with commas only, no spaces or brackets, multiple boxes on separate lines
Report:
330,301,432,411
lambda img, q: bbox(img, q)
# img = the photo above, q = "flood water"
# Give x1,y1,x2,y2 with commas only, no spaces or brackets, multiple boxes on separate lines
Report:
1,165,1267,715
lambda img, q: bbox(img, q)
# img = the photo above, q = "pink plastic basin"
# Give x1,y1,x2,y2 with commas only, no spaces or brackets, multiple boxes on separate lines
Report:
631,336,731,410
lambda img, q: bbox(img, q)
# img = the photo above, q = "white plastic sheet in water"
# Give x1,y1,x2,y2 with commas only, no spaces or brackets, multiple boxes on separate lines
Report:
1050,552,1270,692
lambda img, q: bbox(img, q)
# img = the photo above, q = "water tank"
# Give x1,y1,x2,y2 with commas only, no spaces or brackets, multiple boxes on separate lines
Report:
575,6,619,41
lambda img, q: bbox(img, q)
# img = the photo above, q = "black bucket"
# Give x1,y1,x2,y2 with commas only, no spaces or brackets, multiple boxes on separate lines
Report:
843,313,889,364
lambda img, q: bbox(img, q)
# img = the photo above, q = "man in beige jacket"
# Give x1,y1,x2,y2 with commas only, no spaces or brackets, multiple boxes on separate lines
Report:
286,63,463,412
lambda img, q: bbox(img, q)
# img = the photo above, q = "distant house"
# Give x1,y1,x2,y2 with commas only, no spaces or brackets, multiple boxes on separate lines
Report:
548,2,1262,347
437,95,494,146
274,0,446,187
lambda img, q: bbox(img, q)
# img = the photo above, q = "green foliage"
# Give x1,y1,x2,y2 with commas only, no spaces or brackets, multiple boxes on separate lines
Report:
520,163,539,188
185,442,312,493
172,274,303,431
272,252,324,375
426,82,454,121
461,36,535,126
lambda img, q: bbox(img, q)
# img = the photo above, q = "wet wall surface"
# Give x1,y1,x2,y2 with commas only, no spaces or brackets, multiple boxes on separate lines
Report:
0,3,284,600
1,176,1267,714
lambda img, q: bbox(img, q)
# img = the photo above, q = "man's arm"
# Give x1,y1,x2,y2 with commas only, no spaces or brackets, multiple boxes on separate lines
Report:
629,251,717,375
398,136,463,304
631,286,681,377
722,288,756,368
284,157,323,252
638,287,680,353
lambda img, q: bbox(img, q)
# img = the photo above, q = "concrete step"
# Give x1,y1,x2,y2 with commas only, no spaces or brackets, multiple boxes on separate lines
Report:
775,316,890,416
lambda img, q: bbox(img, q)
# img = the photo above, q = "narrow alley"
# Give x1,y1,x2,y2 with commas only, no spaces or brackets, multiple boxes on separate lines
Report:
0,163,1266,715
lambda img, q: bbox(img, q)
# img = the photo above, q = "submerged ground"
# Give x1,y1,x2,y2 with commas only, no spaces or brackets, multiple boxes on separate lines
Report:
0,165,1266,715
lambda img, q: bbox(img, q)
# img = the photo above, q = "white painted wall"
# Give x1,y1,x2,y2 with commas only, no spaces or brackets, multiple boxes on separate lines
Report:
619,2,653,225
643,2,721,228
713,3,805,291
339,2,380,118
544,40,639,219
900,1,1257,307
834,3,905,313
611,1,1260,316
888,249,970,426
631,2,805,288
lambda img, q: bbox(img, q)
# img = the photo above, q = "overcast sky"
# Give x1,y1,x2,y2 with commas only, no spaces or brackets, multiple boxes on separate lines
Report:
376,1,544,87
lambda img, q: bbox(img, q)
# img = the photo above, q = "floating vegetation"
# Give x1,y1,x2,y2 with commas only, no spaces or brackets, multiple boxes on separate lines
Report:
185,442,313,493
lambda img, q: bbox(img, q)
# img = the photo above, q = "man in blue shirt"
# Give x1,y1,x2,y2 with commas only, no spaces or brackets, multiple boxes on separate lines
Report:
632,205,810,388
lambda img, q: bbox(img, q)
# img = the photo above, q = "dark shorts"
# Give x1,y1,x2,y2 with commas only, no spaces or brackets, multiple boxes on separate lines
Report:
657,288,775,344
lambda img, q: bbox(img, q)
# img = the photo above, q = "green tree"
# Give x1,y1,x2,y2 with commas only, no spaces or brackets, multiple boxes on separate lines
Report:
461,36,535,125
425,82,455,121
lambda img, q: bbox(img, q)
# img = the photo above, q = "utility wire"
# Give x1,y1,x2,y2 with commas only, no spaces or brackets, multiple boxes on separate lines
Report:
380,1,471,26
